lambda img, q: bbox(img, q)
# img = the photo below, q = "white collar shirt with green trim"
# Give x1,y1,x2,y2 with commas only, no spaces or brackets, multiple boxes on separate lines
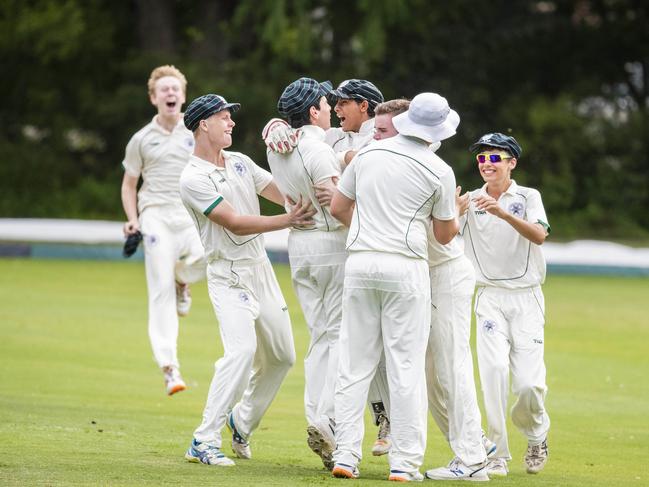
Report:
122,116,195,214
338,134,456,259
461,180,550,288
179,152,273,262
267,125,343,233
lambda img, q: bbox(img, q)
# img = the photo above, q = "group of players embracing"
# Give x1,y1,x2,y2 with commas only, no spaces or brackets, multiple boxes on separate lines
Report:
121,65,551,482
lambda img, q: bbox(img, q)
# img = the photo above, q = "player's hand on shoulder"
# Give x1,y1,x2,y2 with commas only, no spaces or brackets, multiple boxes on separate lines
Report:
261,118,301,154
123,219,140,236
456,186,469,217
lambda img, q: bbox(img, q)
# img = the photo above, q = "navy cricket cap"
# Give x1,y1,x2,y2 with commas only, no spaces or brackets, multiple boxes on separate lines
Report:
470,132,522,159
184,94,240,132
277,77,333,117
328,79,384,109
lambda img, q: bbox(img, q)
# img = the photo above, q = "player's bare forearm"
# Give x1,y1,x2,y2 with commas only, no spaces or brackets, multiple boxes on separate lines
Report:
120,173,140,235
330,190,354,227
259,181,286,206
501,213,548,245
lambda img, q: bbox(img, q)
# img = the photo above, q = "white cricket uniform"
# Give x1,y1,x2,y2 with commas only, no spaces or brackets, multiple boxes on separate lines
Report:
122,116,205,369
462,180,551,459
332,134,456,475
425,234,486,466
267,125,347,426
323,118,391,422
179,152,295,447
325,118,375,169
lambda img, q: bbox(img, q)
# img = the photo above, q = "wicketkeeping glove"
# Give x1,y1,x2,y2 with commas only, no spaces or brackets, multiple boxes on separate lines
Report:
122,231,143,258
261,118,301,154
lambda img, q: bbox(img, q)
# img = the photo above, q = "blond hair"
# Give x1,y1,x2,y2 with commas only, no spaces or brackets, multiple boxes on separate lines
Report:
375,98,410,116
147,65,187,95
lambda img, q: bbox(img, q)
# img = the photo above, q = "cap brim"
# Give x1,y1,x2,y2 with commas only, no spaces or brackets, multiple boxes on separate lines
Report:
225,102,241,113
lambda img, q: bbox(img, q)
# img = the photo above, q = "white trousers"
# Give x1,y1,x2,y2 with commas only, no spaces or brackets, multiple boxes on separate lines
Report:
288,229,347,425
475,286,550,459
425,256,486,466
193,256,295,447
333,252,430,475
140,206,205,368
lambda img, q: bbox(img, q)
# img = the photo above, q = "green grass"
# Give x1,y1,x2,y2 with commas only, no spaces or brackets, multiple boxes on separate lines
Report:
1,260,648,486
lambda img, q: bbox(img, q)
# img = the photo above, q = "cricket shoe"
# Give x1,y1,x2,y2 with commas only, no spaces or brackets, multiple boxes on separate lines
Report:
482,431,497,458
307,417,336,470
524,439,548,474
388,470,424,482
162,365,186,396
176,282,192,316
332,463,360,479
425,457,489,482
185,438,235,466
227,411,252,459
486,458,508,477
372,412,391,456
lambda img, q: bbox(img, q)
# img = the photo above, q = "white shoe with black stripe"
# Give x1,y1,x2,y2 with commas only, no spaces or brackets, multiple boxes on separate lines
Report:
425,457,489,482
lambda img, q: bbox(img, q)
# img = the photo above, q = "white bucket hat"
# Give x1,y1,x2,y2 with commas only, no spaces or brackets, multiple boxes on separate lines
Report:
392,92,460,144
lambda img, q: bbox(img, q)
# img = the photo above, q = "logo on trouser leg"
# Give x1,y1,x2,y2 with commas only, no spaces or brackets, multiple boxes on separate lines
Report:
238,292,249,303
483,319,496,335
144,234,159,247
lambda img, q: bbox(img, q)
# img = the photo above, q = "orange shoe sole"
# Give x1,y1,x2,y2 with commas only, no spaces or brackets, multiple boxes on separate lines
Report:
167,384,187,396
332,466,357,479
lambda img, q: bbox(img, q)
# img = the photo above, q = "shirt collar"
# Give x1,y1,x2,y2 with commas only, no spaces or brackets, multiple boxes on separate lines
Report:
479,179,518,197
189,154,221,173
151,115,185,134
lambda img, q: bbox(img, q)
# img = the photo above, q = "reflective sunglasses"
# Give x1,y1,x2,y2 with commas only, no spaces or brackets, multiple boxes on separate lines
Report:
476,152,512,164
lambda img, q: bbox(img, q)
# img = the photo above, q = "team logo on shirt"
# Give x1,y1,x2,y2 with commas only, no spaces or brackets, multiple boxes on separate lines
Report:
508,202,525,217
185,137,194,148
483,319,496,335
234,161,246,175
239,291,250,303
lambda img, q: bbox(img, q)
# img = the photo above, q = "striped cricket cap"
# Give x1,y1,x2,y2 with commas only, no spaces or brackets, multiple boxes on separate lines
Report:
469,132,522,159
184,94,240,132
277,77,333,117
328,79,384,109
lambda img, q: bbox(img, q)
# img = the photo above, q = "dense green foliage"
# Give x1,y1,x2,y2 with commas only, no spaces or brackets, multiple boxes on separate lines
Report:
1,259,648,485
1,1,648,238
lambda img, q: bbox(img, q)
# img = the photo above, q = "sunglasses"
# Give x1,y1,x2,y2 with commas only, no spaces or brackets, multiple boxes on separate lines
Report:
476,152,512,163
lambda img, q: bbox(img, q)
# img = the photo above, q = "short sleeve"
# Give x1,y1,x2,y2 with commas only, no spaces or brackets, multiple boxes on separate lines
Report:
244,156,274,194
180,173,224,216
525,189,550,233
122,133,143,177
307,145,340,184
337,158,357,200
432,169,457,221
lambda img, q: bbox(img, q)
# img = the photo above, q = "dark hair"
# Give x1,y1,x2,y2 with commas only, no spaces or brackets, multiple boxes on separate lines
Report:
287,101,321,128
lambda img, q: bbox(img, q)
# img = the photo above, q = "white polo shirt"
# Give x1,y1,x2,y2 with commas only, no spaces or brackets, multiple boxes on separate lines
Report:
461,180,550,289
122,116,195,213
267,125,343,232
179,152,273,262
324,118,375,168
338,134,456,259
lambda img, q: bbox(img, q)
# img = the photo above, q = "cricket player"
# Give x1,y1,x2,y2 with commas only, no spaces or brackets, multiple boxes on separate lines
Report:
265,77,346,470
368,99,491,481
179,94,316,466
461,132,551,476
329,93,460,482
120,65,206,396
263,79,393,453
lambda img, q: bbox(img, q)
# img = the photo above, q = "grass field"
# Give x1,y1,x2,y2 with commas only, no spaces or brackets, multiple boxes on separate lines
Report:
1,259,648,486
